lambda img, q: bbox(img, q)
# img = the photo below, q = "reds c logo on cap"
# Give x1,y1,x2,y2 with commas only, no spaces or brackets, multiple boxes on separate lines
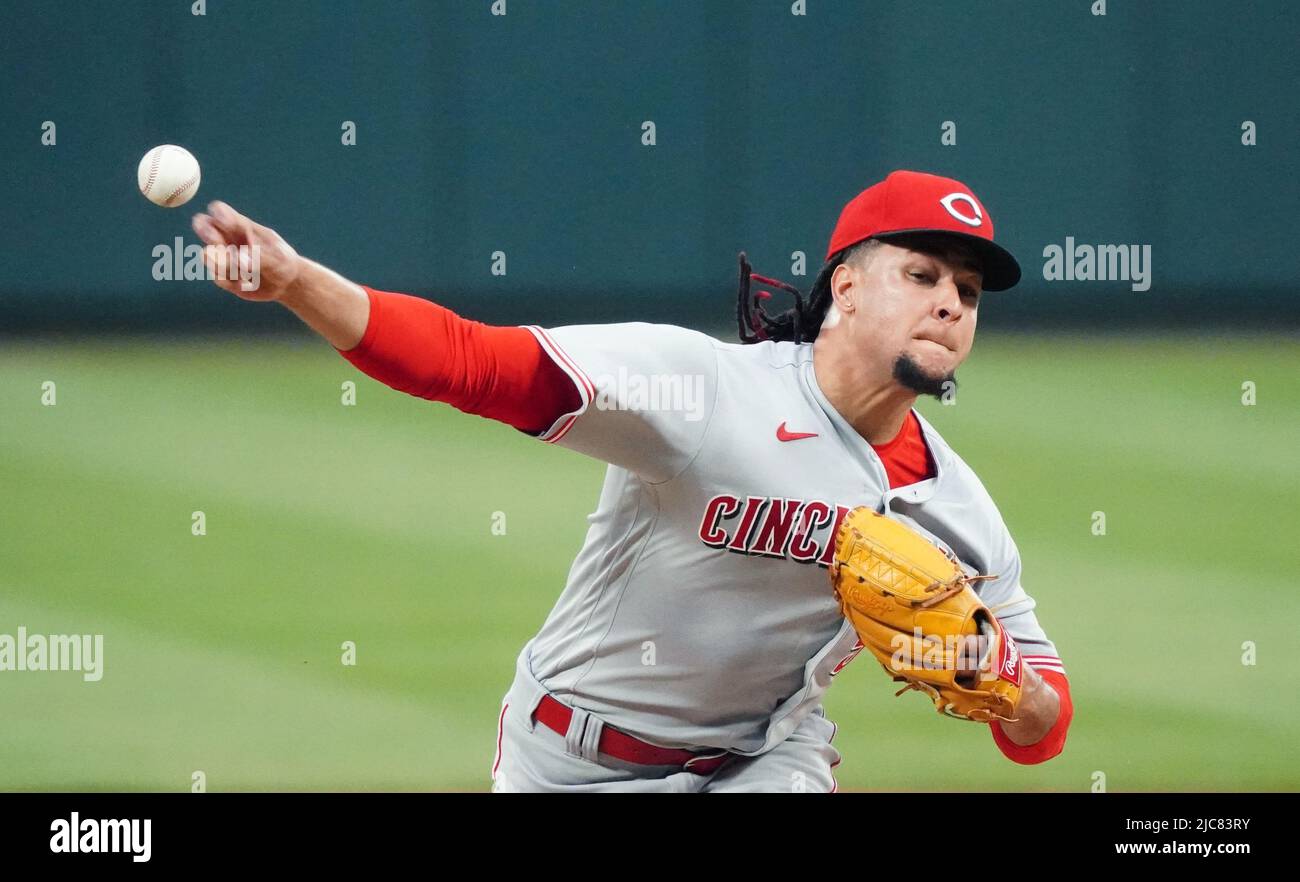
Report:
823,170,1022,290
939,192,983,228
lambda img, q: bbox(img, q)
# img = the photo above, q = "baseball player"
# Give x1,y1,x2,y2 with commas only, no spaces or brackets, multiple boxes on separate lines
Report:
192,169,1073,792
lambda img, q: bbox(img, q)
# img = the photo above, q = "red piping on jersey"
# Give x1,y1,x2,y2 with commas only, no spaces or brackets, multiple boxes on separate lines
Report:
829,718,840,793
1022,654,1067,675
492,702,509,780
523,325,596,443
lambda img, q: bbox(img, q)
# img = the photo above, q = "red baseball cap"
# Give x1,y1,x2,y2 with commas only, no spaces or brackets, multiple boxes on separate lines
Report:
825,170,1021,291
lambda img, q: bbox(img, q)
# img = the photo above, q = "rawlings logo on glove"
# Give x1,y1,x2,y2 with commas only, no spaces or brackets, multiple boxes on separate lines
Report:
828,506,1022,723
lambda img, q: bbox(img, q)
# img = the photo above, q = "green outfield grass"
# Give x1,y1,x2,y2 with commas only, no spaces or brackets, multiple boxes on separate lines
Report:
1,331,1297,791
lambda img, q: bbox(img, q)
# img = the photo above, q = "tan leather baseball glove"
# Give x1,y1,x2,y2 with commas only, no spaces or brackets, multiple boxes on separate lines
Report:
829,506,1024,723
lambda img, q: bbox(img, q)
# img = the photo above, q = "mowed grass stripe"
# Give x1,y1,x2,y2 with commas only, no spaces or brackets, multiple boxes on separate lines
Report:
0,594,497,791
0,449,563,705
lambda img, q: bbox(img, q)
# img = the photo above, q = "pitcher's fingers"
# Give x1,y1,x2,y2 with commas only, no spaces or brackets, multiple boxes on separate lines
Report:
218,200,275,238
192,213,226,247
206,201,254,245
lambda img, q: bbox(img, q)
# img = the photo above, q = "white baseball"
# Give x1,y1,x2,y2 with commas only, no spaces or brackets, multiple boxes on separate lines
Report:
137,144,201,208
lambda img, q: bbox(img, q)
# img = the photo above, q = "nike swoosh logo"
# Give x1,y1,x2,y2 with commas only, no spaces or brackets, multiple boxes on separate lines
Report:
776,421,819,442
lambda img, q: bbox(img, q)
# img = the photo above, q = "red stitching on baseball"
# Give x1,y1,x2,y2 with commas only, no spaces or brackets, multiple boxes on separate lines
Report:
163,170,199,206
142,147,163,196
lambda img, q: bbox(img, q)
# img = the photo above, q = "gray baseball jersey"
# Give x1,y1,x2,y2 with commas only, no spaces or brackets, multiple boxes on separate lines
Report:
508,322,1065,760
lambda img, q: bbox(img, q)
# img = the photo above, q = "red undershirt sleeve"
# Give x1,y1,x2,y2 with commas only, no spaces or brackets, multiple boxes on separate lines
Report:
989,668,1073,765
334,286,581,435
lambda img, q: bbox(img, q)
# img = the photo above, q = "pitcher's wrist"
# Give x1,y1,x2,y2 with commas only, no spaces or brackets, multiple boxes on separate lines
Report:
277,257,316,308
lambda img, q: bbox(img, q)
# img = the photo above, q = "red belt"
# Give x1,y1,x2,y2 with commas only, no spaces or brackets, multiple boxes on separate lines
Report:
533,694,731,776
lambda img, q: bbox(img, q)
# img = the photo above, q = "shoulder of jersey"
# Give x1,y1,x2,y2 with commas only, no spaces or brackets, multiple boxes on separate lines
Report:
711,337,811,372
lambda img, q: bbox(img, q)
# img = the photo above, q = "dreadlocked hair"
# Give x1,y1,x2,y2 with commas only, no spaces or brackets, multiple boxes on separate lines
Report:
735,240,880,344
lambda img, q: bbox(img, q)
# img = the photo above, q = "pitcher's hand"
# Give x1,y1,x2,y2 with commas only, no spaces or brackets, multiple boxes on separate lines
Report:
191,201,302,301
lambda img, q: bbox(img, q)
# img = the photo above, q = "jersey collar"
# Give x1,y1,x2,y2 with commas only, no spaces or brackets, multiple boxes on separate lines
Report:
801,358,946,506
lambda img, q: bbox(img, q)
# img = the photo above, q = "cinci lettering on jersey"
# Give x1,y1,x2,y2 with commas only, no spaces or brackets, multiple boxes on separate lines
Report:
697,494,852,567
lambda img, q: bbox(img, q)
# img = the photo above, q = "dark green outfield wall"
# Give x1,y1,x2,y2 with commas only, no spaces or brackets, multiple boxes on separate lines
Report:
2,0,1296,333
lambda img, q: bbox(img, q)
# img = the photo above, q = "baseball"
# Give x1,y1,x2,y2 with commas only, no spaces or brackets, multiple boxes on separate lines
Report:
137,144,201,208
